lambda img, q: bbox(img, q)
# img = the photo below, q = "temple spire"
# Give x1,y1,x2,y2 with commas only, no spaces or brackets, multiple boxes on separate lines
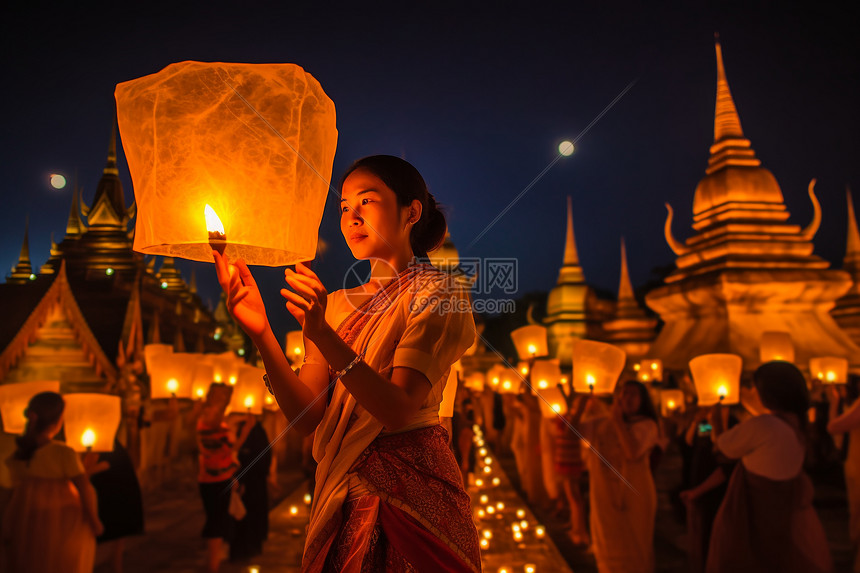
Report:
618,238,635,302
713,37,744,143
105,116,119,176
556,195,586,285
6,217,34,283
846,186,860,276
65,177,85,238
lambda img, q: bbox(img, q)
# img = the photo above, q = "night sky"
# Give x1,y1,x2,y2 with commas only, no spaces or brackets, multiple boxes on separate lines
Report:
2,3,858,336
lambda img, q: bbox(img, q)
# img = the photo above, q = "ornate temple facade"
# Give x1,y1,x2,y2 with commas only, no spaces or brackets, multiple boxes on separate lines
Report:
644,41,860,370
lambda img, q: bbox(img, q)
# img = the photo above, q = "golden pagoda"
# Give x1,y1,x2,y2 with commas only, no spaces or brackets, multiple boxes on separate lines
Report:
831,188,860,346
601,238,657,360
544,196,601,365
646,40,860,370
6,217,34,284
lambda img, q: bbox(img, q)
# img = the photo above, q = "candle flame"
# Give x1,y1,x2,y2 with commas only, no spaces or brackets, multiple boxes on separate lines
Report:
650,362,658,370
551,403,561,413
228,376,237,385
586,374,596,386
502,381,512,390
718,384,728,397
289,505,298,515
204,204,225,234
81,429,96,449
167,378,179,393
244,395,254,409
196,387,205,398
538,380,548,389
520,366,528,375
633,363,641,371
293,346,301,355
667,400,676,409
527,343,537,355
826,370,837,382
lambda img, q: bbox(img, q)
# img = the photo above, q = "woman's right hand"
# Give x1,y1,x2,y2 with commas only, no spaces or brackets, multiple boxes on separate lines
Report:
213,251,270,341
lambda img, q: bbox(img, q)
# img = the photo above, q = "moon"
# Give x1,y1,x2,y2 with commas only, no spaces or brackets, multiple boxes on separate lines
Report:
50,174,66,189
558,141,575,157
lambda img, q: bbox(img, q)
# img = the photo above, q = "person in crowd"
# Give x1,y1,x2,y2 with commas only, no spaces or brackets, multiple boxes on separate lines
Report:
1,391,102,573
827,375,860,572
196,383,255,573
553,394,590,546
86,438,144,573
581,380,659,573
229,414,272,562
451,384,476,487
702,361,832,572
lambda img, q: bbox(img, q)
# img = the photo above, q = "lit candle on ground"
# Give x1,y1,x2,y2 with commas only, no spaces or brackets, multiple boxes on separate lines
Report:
475,478,484,487
516,509,526,519
484,456,492,465
525,564,536,573
496,501,504,511
303,493,312,504
205,204,227,256
477,509,486,519
483,466,492,474
535,525,546,538
289,505,298,516
479,494,489,504
480,538,489,549
520,520,529,529
482,529,492,539
513,530,523,541
492,477,500,486
486,506,495,515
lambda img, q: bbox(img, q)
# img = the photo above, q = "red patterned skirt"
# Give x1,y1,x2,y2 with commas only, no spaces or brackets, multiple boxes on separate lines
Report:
305,425,482,572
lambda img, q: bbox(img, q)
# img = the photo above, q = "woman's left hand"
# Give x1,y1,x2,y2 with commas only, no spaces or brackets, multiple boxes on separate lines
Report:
281,262,329,342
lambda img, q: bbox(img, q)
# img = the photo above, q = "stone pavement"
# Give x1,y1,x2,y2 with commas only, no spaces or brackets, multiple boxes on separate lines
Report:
98,440,852,573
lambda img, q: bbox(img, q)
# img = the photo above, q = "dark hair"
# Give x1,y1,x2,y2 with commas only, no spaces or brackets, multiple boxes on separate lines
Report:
754,362,810,426
622,380,659,423
14,392,65,462
341,155,447,258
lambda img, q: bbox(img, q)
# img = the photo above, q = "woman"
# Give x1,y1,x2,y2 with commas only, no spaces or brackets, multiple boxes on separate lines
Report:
2,392,102,573
705,361,832,573
582,380,659,573
827,378,860,572
214,155,480,572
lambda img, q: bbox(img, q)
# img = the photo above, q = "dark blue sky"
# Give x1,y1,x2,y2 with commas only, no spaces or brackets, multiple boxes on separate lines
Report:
2,2,858,334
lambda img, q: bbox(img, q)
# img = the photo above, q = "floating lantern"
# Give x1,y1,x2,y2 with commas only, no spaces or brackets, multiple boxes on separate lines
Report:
689,354,742,406
660,389,685,417
510,325,548,360
230,366,266,414
191,360,215,400
536,386,567,418
148,353,196,399
531,358,561,391
143,343,174,372
212,351,242,385
809,357,848,385
286,331,305,365
571,339,626,395
115,61,338,266
439,364,460,417
760,331,795,363
63,393,121,453
0,381,60,434
464,372,485,392
497,368,522,394
636,359,663,383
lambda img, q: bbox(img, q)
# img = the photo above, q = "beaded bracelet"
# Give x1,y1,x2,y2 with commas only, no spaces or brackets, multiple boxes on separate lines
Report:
262,347,367,396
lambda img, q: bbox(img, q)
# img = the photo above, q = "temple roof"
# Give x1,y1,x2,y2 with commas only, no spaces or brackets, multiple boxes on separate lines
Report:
546,196,589,325
7,217,33,284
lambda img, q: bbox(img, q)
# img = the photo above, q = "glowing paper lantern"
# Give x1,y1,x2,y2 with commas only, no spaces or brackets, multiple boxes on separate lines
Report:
229,366,266,415
689,354,742,406
143,343,173,372
464,372,485,392
212,352,242,385
536,386,567,418
497,368,522,394
439,365,460,417
148,353,196,399
0,381,60,434
286,330,305,365
510,325,548,360
809,357,848,385
191,360,215,400
660,389,685,417
636,359,663,383
115,61,338,266
531,359,561,390
487,365,505,391
571,339,626,395
760,331,795,363
63,393,121,453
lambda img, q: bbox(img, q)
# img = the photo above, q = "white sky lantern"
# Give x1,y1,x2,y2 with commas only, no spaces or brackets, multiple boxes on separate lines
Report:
229,365,266,415
689,354,743,406
571,339,626,395
497,368,522,394
660,389,686,417
148,353,195,399
760,331,795,363
465,372,485,392
487,364,505,391
0,381,60,434
510,325,548,360
63,393,121,453
115,62,338,266
143,343,173,373
191,359,215,400
439,365,460,417
636,359,663,383
286,330,305,365
531,358,562,390
537,386,568,418
809,357,848,385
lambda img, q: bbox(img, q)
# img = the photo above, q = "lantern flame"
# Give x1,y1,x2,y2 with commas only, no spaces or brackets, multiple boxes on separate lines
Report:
228,376,237,385
718,385,728,399
204,204,225,235
166,378,179,394
551,403,561,413
586,373,596,390
293,346,301,355
528,344,537,355
668,399,676,409
81,429,96,449
244,395,254,409
196,388,205,398
826,371,837,383
538,380,548,389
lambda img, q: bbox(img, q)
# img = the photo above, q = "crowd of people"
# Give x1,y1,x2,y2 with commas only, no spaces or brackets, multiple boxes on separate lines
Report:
452,360,852,573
